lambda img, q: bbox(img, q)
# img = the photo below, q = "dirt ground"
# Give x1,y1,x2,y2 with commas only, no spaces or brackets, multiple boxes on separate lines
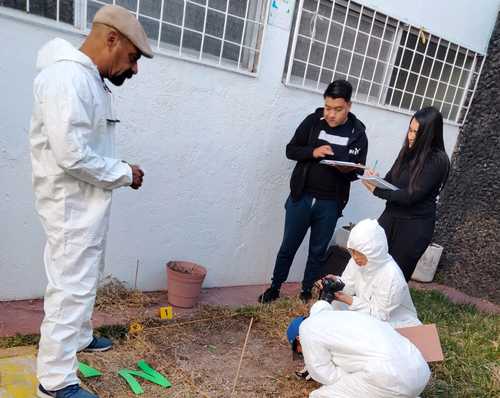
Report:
80,304,319,398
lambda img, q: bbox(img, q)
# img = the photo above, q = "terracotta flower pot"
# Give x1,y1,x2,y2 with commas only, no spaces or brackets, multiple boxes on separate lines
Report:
166,261,207,308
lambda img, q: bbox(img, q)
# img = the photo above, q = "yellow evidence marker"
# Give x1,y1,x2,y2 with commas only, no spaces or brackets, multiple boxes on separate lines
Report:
159,306,173,320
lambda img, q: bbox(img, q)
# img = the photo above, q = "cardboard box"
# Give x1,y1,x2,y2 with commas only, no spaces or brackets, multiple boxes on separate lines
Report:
396,324,444,362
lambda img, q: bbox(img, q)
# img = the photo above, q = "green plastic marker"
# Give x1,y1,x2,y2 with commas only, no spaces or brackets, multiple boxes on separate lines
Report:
78,362,102,378
119,360,171,395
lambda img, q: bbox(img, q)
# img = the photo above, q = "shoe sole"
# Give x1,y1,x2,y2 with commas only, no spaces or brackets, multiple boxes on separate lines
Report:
82,345,112,353
257,295,280,304
37,388,55,398
294,373,312,381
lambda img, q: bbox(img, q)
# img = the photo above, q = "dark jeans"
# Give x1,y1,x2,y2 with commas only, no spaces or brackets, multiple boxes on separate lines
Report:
378,210,436,281
271,194,340,291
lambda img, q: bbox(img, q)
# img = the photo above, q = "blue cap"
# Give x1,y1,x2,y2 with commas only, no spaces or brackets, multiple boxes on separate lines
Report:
287,316,305,347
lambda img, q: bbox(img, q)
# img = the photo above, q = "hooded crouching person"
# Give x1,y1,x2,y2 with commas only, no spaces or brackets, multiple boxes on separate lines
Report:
30,5,153,398
287,302,430,398
321,219,420,328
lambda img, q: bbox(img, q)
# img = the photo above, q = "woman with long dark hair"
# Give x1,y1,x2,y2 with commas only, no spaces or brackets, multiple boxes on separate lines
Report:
362,107,450,281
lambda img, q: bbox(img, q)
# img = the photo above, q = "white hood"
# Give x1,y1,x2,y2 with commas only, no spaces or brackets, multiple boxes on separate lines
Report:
36,38,96,73
347,219,392,277
340,218,421,328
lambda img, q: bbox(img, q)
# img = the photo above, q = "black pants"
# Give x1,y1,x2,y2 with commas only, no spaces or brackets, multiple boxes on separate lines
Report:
378,210,435,281
272,194,340,291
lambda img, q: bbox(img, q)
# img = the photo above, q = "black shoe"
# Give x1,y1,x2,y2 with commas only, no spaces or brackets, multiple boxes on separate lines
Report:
258,287,280,304
299,289,312,303
295,367,312,381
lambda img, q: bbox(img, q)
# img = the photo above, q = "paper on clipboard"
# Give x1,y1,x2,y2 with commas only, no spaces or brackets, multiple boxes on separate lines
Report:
358,175,399,191
319,160,367,169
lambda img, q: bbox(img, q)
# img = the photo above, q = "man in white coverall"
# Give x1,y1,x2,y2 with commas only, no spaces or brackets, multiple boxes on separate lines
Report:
286,302,430,398
29,5,152,398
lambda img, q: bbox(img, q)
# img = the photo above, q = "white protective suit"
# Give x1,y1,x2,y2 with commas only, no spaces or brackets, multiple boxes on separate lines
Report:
300,301,430,398
333,219,420,328
29,38,133,390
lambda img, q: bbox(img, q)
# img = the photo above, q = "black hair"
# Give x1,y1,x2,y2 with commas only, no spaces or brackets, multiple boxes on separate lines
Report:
323,80,352,102
392,106,450,193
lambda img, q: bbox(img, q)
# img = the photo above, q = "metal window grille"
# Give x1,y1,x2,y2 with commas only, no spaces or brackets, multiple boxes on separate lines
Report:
0,0,270,75
0,0,75,23
285,0,485,125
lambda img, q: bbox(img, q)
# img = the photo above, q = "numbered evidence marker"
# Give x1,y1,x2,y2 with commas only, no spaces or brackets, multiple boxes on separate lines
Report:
159,306,173,320
119,360,171,394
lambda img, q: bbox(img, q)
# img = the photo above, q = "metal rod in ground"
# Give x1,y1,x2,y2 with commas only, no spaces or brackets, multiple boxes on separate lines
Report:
134,259,139,290
231,317,254,396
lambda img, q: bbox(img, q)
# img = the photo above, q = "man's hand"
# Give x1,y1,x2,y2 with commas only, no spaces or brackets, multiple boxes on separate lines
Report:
334,291,353,306
313,145,334,159
130,165,144,190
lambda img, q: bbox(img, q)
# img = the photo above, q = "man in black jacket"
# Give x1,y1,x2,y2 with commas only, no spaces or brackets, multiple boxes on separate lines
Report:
259,80,368,303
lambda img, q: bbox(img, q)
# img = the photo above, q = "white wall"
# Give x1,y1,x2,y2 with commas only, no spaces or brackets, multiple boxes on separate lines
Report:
0,0,496,300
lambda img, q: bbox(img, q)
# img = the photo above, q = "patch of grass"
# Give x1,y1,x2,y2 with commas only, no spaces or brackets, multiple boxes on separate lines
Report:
95,324,129,341
411,289,499,398
0,333,39,349
94,276,154,312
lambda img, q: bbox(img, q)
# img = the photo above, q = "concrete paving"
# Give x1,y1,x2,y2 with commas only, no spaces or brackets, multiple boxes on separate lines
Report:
0,346,37,398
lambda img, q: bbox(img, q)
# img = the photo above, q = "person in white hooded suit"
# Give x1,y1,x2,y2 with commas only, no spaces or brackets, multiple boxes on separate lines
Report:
287,301,430,398
30,5,153,398
321,218,420,328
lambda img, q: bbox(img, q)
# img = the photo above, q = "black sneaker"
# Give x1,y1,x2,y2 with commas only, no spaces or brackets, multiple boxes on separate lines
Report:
295,367,312,381
299,289,312,303
258,287,280,304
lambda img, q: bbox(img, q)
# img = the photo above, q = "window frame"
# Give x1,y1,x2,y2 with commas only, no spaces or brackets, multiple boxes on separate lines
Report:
0,0,270,77
284,0,486,126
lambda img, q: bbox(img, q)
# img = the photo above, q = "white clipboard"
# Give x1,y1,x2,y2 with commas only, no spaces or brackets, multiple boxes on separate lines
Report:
358,175,399,191
320,160,367,169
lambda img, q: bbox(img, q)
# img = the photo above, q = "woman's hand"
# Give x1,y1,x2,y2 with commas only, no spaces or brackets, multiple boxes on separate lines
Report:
362,179,376,192
364,168,379,177
361,168,378,193
314,274,337,290
334,292,353,306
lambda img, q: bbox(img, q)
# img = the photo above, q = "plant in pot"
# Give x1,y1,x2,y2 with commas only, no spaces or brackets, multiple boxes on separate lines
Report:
166,261,207,308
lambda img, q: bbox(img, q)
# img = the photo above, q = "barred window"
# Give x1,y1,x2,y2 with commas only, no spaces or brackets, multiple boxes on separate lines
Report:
0,0,74,23
284,0,485,124
0,0,270,75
